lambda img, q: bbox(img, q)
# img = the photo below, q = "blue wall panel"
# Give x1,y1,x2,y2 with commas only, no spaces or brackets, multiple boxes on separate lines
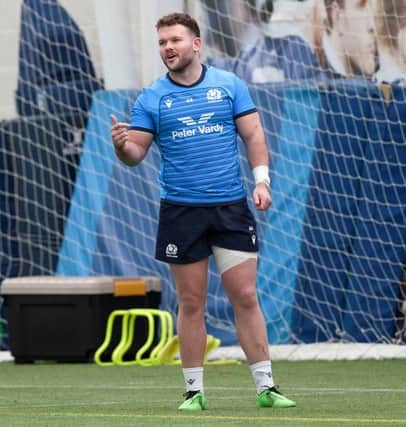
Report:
256,86,320,344
343,86,406,341
291,83,378,342
57,90,138,275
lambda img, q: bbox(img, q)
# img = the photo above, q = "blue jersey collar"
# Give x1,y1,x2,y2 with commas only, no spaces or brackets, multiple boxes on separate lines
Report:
166,64,207,87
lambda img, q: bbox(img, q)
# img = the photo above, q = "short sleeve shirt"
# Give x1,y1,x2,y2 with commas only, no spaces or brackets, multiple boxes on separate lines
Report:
130,65,256,205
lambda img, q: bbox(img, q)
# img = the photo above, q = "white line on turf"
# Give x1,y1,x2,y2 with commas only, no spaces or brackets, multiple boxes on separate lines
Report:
0,385,405,393
0,410,405,425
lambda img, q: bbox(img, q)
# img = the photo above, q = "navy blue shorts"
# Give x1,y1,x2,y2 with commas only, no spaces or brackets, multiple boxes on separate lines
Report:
155,199,258,264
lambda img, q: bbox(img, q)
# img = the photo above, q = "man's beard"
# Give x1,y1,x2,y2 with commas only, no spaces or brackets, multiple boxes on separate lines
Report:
165,55,194,73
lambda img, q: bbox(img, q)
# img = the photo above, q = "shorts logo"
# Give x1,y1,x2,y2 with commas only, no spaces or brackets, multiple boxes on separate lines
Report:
165,243,178,258
249,226,256,246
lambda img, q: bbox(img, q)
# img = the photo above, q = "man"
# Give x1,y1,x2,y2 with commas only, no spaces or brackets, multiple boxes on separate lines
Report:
321,0,377,79
110,12,296,412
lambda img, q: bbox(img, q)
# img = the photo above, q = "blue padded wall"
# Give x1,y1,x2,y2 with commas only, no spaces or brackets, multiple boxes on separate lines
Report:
291,82,376,342
255,85,320,344
343,86,406,341
292,83,405,343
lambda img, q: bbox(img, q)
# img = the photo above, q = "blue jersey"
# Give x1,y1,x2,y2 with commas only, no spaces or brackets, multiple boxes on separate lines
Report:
129,65,256,205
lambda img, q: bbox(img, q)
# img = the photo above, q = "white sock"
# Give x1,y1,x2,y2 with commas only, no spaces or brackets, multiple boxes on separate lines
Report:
250,360,274,394
182,367,204,393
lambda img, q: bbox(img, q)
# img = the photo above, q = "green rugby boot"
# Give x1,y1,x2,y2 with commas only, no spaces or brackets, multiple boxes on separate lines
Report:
178,391,207,411
256,387,296,408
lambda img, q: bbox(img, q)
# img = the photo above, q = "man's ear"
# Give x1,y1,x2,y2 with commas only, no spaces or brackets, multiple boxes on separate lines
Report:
193,37,201,52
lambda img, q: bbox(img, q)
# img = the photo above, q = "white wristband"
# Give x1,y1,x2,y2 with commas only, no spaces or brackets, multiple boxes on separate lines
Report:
253,165,270,186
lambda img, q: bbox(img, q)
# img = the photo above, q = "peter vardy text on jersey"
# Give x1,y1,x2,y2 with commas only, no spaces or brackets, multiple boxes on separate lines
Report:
172,123,224,140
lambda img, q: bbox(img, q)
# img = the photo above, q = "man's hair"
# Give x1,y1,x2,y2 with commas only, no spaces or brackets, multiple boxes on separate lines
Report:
156,13,200,37
375,0,406,49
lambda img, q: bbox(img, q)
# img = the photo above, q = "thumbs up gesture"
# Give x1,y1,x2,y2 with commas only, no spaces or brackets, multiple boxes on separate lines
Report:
110,114,130,151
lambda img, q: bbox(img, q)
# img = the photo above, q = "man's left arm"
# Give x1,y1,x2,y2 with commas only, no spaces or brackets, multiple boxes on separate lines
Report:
236,112,272,211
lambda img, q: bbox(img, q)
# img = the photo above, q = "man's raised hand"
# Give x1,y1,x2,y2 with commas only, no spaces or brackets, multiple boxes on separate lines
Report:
110,114,130,151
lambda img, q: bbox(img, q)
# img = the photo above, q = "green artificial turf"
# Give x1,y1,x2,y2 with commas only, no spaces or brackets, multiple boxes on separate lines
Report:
0,360,405,426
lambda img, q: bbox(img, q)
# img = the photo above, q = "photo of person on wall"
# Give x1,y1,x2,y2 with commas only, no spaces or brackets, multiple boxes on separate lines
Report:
202,0,382,83
320,0,377,79
373,0,406,84
233,0,324,83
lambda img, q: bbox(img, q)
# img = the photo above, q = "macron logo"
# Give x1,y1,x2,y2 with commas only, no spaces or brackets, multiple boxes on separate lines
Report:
172,112,223,140
177,113,214,126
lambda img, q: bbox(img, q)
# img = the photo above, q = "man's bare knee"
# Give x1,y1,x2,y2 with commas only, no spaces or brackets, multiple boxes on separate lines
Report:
234,287,258,311
179,296,205,317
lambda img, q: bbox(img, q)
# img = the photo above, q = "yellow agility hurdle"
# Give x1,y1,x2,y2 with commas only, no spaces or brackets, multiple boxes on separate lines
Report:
95,308,239,366
94,308,173,366
157,334,240,366
156,334,220,365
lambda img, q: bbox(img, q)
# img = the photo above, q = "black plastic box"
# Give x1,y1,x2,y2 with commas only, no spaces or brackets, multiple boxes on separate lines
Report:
1,276,161,363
